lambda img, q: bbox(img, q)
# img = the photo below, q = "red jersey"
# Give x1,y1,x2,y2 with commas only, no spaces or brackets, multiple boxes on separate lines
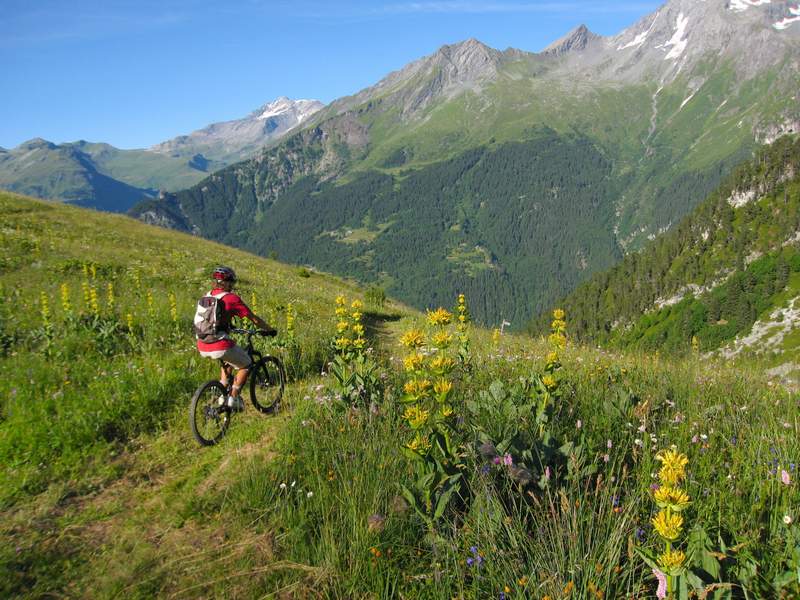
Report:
196,288,254,351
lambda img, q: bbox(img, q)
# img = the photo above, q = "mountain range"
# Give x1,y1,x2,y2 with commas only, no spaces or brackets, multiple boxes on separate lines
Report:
131,0,800,327
0,97,323,211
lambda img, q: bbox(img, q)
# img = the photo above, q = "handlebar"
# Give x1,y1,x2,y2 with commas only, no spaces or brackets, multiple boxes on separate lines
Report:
230,328,278,338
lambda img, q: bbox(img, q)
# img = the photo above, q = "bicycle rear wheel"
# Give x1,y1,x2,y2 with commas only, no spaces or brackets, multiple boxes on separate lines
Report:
250,356,285,414
190,380,230,446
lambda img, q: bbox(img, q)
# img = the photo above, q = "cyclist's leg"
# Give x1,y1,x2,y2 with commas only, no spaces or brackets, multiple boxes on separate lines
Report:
219,345,253,399
220,362,233,386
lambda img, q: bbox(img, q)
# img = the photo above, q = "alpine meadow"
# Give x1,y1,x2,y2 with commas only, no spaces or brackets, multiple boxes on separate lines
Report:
3,0,800,598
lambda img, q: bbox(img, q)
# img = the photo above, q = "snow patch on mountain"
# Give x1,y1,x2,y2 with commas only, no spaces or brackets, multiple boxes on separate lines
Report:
729,0,771,12
774,4,800,29
618,13,659,50
680,90,697,109
659,13,690,60
256,97,322,122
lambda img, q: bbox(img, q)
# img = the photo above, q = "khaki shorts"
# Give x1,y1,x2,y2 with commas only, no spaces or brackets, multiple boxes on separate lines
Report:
199,344,252,369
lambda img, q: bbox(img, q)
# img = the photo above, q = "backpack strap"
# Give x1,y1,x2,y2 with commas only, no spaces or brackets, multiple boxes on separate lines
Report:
212,291,232,337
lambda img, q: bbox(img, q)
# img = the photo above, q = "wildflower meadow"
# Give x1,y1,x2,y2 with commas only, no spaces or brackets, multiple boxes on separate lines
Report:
2,192,800,599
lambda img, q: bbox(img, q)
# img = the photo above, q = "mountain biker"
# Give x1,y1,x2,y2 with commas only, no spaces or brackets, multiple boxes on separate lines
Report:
196,266,276,411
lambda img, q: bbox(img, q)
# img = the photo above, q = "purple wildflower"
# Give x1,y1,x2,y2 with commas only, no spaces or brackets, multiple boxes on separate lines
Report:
503,453,513,467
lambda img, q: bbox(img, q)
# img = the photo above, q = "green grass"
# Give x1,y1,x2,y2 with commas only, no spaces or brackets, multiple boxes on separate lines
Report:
3,192,800,598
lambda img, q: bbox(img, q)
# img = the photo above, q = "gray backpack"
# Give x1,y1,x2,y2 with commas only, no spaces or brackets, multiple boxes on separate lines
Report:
194,292,230,342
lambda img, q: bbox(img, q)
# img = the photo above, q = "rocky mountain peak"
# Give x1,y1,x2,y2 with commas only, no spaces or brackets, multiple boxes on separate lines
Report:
19,138,56,151
542,24,600,56
252,97,324,122
430,38,502,76
150,97,324,163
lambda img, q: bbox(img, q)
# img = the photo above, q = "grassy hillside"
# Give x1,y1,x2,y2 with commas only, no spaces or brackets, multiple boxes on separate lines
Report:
3,192,800,598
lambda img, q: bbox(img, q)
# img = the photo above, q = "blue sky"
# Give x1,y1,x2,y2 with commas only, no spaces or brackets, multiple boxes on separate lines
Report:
0,0,661,149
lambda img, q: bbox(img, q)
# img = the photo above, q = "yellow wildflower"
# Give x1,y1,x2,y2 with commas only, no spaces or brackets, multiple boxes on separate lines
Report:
653,485,691,512
433,379,453,396
336,295,346,306
553,308,566,321
126,313,134,331
400,329,425,348
335,337,351,350
351,311,363,322
106,282,115,311
351,299,364,310
656,449,689,486
403,379,432,399
492,328,501,345
406,434,431,454
658,547,686,572
352,323,365,337
403,406,430,429
549,332,567,349
335,306,348,317
40,292,51,328
169,292,177,323
546,351,560,367
426,307,452,326
432,331,453,348
403,353,425,372
352,337,366,349
89,286,100,317
651,509,684,541
337,320,349,333
429,354,455,374
542,375,558,391
60,283,71,314
440,404,454,417
146,289,154,317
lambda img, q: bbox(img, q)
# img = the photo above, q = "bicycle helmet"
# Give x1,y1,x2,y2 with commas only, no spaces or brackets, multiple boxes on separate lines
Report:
212,266,237,282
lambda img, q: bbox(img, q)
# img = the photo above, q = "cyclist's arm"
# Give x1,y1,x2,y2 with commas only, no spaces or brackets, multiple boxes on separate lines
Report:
248,314,275,333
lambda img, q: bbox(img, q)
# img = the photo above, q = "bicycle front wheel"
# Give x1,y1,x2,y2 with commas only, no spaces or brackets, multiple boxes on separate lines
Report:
190,380,230,446
250,356,285,414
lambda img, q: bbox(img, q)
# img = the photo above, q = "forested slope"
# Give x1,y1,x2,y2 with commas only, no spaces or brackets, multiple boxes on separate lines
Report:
538,135,800,355
135,127,623,326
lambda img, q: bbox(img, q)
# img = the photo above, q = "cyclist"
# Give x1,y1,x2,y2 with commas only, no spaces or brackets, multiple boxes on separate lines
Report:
196,266,276,411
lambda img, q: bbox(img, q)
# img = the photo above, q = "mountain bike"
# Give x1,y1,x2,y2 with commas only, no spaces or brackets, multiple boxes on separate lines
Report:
189,328,286,446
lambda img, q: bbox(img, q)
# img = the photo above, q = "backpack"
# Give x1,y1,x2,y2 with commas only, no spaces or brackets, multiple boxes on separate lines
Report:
194,292,230,343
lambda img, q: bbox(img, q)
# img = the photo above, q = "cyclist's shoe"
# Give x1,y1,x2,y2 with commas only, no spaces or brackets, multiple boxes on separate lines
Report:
216,394,227,408
227,395,245,412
